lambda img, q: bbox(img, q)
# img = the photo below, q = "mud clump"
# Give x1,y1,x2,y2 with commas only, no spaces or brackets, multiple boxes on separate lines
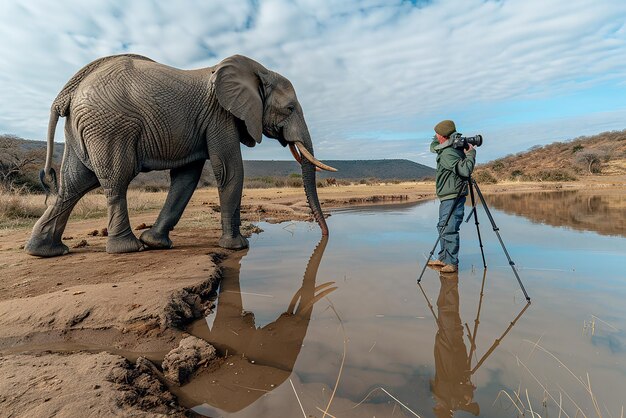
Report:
107,356,187,416
162,336,217,385
164,290,204,329
72,239,89,248
86,228,108,237
241,223,264,237
163,273,221,328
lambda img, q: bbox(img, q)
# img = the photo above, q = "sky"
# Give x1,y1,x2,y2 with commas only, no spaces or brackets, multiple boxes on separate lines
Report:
1,0,626,167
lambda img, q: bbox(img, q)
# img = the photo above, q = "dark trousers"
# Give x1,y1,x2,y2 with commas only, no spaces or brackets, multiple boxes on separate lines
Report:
437,196,466,266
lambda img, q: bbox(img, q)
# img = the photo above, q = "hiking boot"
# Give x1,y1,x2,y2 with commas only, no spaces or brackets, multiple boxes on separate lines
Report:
427,258,445,268
440,264,458,273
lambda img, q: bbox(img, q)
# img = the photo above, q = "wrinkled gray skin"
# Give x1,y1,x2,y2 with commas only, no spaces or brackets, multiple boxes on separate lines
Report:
25,54,328,257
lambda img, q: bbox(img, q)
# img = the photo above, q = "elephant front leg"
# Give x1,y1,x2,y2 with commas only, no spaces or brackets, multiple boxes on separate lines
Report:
209,149,248,250
105,191,145,253
140,160,204,249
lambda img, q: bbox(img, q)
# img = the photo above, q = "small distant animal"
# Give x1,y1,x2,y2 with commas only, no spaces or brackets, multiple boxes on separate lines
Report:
325,178,338,187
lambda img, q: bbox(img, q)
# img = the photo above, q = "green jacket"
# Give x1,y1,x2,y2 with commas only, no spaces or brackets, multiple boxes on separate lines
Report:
430,138,476,201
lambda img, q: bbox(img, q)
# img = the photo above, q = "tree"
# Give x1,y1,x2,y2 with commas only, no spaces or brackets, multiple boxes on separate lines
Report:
574,149,609,174
0,134,45,189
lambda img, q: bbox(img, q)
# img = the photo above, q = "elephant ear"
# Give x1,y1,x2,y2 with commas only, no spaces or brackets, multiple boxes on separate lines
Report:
211,55,266,146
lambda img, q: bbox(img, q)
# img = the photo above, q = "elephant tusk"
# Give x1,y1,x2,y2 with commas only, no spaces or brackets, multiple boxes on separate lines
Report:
288,143,302,164
290,143,322,171
294,143,338,172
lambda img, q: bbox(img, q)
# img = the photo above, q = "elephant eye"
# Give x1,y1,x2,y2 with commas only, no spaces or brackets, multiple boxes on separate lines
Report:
287,104,295,113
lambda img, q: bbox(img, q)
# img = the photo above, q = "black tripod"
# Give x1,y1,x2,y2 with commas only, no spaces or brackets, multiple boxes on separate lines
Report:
417,177,530,302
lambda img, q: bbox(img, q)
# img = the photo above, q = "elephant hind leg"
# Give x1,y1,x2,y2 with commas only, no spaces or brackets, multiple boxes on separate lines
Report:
140,159,204,249
100,172,145,254
82,132,144,254
25,146,100,257
104,190,145,254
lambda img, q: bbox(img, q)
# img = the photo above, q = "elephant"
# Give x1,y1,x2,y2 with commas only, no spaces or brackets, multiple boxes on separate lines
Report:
25,54,336,257
182,237,336,414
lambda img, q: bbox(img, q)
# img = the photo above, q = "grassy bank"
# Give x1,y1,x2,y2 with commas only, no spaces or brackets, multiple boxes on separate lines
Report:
0,189,167,229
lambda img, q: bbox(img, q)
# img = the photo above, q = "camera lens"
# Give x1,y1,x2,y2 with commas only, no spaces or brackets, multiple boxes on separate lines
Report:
468,135,483,147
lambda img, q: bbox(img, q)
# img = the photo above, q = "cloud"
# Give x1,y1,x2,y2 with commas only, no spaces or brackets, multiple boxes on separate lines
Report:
1,0,625,162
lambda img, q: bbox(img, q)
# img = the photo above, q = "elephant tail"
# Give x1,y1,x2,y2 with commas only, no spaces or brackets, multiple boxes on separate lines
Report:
39,54,156,198
40,110,59,197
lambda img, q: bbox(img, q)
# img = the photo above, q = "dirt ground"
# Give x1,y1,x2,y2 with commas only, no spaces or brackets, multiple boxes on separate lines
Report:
1,177,624,416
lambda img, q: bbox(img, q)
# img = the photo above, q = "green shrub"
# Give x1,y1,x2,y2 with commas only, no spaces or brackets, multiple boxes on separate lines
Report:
491,161,505,172
244,176,305,188
286,177,303,188
142,185,167,192
572,144,584,153
473,170,498,184
510,170,524,179
534,170,577,182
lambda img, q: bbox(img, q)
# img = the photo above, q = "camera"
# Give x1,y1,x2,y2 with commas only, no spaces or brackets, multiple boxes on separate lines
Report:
451,132,483,150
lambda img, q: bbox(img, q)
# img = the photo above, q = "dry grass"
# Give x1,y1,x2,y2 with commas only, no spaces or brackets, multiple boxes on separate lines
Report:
493,340,623,418
285,298,423,418
0,189,167,229
0,189,46,229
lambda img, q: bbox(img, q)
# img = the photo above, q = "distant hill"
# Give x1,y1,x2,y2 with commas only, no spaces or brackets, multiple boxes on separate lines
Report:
9,139,434,187
243,159,434,180
476,130,626,182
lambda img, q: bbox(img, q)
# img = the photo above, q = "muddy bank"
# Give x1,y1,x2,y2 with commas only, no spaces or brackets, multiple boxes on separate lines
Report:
0,219,230,416
0,253,222,350
0,273,222,417
0,352,189,417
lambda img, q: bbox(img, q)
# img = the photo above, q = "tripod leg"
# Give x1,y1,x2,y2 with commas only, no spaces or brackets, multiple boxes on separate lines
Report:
471,180,531,301
418,182,468,283
468,180,487,269
467,269,487,369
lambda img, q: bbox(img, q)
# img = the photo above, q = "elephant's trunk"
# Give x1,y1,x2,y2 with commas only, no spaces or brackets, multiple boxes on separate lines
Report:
298,136,329,236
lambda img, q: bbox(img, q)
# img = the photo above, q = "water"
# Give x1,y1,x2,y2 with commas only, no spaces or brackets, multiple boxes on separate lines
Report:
183,192,626,417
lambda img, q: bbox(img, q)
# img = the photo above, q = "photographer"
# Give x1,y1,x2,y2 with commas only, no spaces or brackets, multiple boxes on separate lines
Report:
427,120,476,273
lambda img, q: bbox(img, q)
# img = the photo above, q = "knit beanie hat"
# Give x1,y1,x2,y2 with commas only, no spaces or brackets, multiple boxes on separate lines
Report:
434,120,456,137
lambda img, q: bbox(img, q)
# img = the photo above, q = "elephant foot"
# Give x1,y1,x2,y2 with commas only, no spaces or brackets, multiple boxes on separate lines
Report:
106,233,145,254
139,228,173,249
219,233,249,250
24,239,69,257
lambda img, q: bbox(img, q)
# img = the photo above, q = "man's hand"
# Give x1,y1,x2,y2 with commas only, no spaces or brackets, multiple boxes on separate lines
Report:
464,144,475,154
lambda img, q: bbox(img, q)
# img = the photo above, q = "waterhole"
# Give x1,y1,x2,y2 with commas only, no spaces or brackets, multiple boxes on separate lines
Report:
179,192,626,417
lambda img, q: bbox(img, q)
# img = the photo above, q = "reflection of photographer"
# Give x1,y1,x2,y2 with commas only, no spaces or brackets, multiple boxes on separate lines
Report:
427,120,478,273
431,272,479,418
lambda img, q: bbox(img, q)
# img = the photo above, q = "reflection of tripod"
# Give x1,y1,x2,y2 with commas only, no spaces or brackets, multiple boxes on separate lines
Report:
418,177,530,302
418,270,531,380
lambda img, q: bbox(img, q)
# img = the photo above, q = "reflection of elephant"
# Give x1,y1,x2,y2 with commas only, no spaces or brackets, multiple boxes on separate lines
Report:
431,273,479,418
26,54,335,257
181,237,335,413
